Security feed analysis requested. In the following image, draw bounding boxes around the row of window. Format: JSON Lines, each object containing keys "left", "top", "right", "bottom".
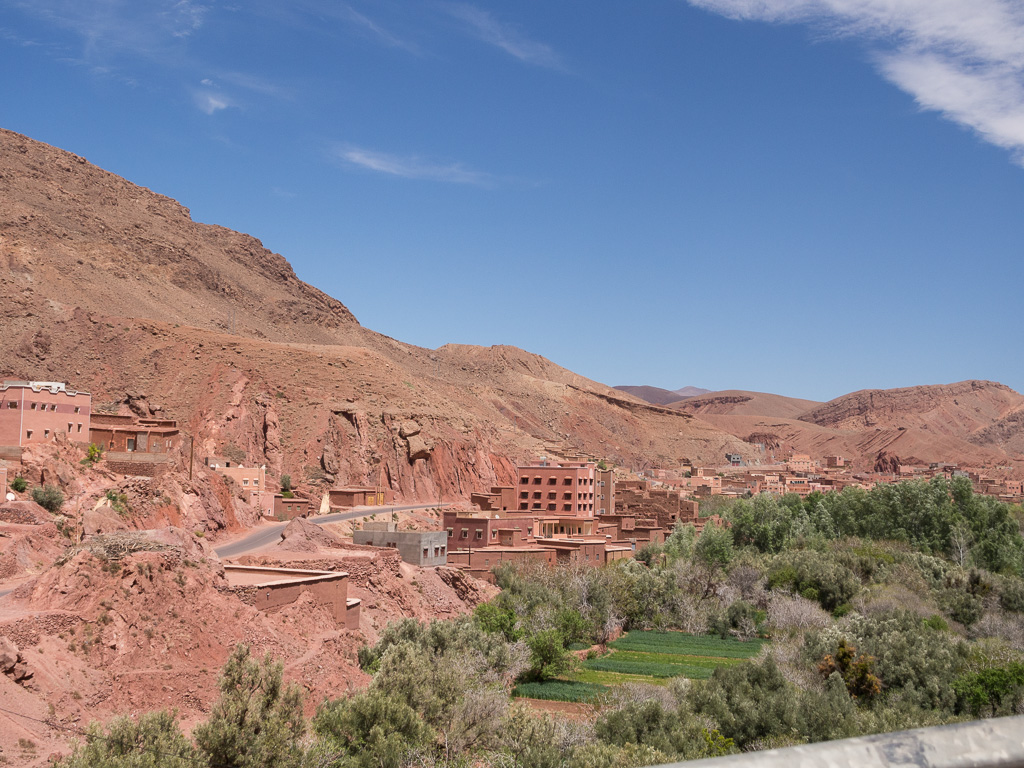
{"left": 519, "top": 503, "right": 594, "bottom": 512}
{"left": 519, "top": 476, "right": 595, "bottom": 486}
{"left": 25, "top": 423, "right": 85, "bottom": 439}
{"left": 6, "top": 402, "right": 83, "bottom": 413}
{"left": 518, "top": 491, "right": 596, "bottom": 501}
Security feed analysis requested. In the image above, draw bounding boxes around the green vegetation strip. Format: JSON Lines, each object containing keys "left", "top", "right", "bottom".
{"left": 609, "top": 631, "right": 766, "bottom": 659}
{"left": 582, "top": 658, "right": 715, "bottom": 679}
{"left": 512, "top": 680, "right": 610, "bottom": 703}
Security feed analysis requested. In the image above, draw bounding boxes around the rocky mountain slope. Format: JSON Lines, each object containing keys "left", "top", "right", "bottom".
{"left": 0, "top": 127, "right": 750, "bottom": 501}
{"left": 679, "top": 381, "right": 1024, "bottom": 472}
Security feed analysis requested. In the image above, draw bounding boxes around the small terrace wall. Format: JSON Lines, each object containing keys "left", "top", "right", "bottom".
{"left": 222, "top": 565, "right": 357, "bottom": 626}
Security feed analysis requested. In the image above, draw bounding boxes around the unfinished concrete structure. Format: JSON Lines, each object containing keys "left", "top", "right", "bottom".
{"left": 353, "top": 524, "right": 448, "bottom": 566}
{"left": 222, "top": 565, "right": 360, "bottom": 630}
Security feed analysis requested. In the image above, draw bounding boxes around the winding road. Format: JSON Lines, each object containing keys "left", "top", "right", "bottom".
{"left": 212, "top": 503, "right": 447, "bottom": 559}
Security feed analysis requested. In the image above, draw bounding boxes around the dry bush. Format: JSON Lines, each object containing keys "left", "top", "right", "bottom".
{"left": 851, "top": 582, "right": 936, "bottom": 621}
{"left": 971, "top": 611, "right": 1024, "bottom": 651}
{"left": 767, "top": 591, "right": 831, "bottom": 635}
{"left": 607, "top": 682, "right": 677, "bottom": 710}
{"left": 762, "top": 640, "right": 823, "bottom": 692}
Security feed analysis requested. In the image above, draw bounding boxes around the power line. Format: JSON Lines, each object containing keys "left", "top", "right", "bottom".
{"left": 0, "top": 703, "right": 233, "bottom": 768}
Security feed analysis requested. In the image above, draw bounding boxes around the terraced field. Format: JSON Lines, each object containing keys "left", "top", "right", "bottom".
{"left": 514, "top": 631, "right": 767, "bottom": 702}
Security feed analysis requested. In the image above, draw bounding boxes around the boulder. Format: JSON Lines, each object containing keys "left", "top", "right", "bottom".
{"left": 406, "top": 433, "right": 433, "bottom": 462}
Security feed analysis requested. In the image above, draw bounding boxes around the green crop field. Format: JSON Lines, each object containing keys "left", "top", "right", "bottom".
{"left": 521, "top": 631, "right": 768, "bottom": 703}
{"left": 607, "top": 631, "right": 767, "bottom": 659}
{"left": 512, "top": 680, "right": 610, "bottom": 703}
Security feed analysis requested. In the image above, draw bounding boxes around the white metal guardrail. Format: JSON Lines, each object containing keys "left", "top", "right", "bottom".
{"left": 656, "top": 716, "right": 1024, "bottom": 768}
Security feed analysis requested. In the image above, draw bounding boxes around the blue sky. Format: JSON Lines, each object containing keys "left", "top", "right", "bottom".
{"left": 2, "top": 0, "right": 1023, "bottom": 402}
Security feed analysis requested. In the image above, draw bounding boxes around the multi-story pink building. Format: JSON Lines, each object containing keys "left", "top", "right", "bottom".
{"left": 515, "top": 459, "right": 596, "bottom": 515}
{"left": 0, "top": 381, "right": 91, "bottom": 448}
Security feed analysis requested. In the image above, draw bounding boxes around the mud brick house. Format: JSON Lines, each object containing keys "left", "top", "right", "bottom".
{"left": 447, "top": 546, "right": 556, "bottom": 581}
{"left": 470, "top": 485, "right": 516, "bottom": 512}
{"left": 90, "top": 414, "right": 180, "bottom": 454}
{"left": 222, "top": 565, "right": 360, "bottom": 629}
{"left": 516, "top": 459, "right": 597, "bottom": 514}
{"left": 0, "top": 381, "right": 91, "bottom": 456}
{"left": 328, "top": 487, "right": 391, "bottom": 509}
{"left": 207, "top": 461, "right": 267, "bottom": 508}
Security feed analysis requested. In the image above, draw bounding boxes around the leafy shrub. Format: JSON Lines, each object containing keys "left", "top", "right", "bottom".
{"left": 56, "top": 710, "right": 200, "bottom": 767}
{"left": 952, "top": 662, "right": 1024, "bottom": 717}
{"left": 81, "top": 443, "right": 104, "bottom": 466}
{"left": 31, "top": 484, "right": 64, "bottom": 513}
{"left": 10, "top": 475, "right": 27, "bottom": 493}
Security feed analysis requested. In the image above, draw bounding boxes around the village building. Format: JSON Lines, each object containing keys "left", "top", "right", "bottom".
{"left": 516, "top": 458, "right": 597, "bottom": 515}
{"left": 328, "top": 487, "right": 391, "bottom": 509}
{"left": 353, "top": 522, "right": 448, "bottom": 566}
{"left": 221, "top": 565, "right": 360, "bottom": 630}
{"left": 90, "top": 414, "right": 179, "bottom": 454}
{"left": 0, "top": 381, "right": 91, "bottom": 454}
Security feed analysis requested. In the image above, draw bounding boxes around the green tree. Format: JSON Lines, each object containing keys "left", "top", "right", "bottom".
{"left": 192, "top": 645, "right": 305, "bottom": 768}
{"left": 309, "top": 690, "right": 431, "bottom": 768}
{"left": 58, "top": 710, "right": 204, "bottom": 768}
{"left": 31, "top": 483, "right": 64, "bottom": 513}
{"left": 524, "top": 629, "right": 577, "bottom": 681}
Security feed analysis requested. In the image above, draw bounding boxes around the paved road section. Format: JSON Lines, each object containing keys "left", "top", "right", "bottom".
{"left": 213, "top": 503, "right": 447, "bottom": 559}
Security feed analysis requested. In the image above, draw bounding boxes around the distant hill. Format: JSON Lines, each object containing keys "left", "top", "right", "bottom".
{"left": 671, "top": 390, "right": 822, "bottom": 419}
{"left": 674, "top": 386, "right": 711, "bottom": 399}
{"left": 615, "top": 385, "right": 710, "bottom": 405}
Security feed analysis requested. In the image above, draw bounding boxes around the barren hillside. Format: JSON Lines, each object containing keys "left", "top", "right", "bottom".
{"left": 671, "top": 390, "right": 822, "bottom": 419}
{"left": 684, "top": 381, "right": 1024, "bottom": 472}
{"left": 0, "top": 127, "right": 749, "bottom": 501}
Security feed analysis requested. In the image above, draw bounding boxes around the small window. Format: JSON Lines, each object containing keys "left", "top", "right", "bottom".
{"left": 44, "top": 429, "right": 50, "bottom": 437}
{"left": 6, "top": 402, "right": 15, "bottom": 409}
{"left": 547, "top": 477, "right": 556, "bottom": 484}
{"left": 253, "top": 479, "right": 259, "bottom": 486}
{"left": 461, "top": 529, "right": 468, "bottom": 538}
{"left": 77, "top": 423, "right": 83, "bottom": 432}
{"left": 520, "top": 476, "right": 529, "bottom": 484}
{"left": 491, "top": 530, "right": 497, "bottom": 538}
{"left": 68, "top": 423, "right": 73, "bottom": 432}
{"left": 532, "top": 477, "right": 541, "bottom": 484}
{"left": 475, "top": 530, "right": 483, "bottom": 539}
{"left": 243, "top": 479, "right": 249, "bottom": 486}
{"left": 446, "top": 527, "right": 453, "bottom": 537}
{"left": 31, "top": 403, "right": 37, "bottom": 410}
{"left": 74, "top": 406, "right": 81, "bottom": 414}
{"left": 26, "top": 430, "right": 32, "bottom": 439}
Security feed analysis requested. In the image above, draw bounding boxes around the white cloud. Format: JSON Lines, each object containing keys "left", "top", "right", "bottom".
{"left": 686, "top": 0, "right": 1024, "bottom": 165}
{"left": 194, "top": 88, "right": 233, "bottom": 115}
{"left": 443, "top": 3, "right": 560, "bottom": 68}
{"left": 335, "top": 144, "right": 493, "bottom": 185}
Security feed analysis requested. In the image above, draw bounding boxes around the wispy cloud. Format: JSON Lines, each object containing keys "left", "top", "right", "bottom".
{"left": 334, "top": 144, "right": 494, "bottom": 185}
{"left": 4, "top": 0, "right": 207, "bottom": 56}
{"left": 442, "top": 3, "right": 560, "bottom": 68}
{"left": 686, "top": 0, "right": 1024, "bottom": 165}
{"left": 338, "top": 3, "right": 418, "bottom": 52}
